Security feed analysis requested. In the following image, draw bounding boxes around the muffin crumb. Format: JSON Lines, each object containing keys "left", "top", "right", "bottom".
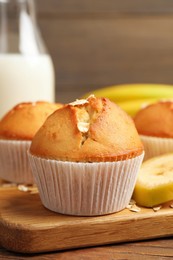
{"left": 18, "top": 184, "right": 29, "bottom": 192}
{"left": 153, "top": 206, "right": 162, "bottom": 212}
{"left": 126, "top": 204, "right": 141, "bottom": 213}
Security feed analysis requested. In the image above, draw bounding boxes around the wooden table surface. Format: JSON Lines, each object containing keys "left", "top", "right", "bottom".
{"left": 0, "top": 238, "right": 173, "bottom": 259}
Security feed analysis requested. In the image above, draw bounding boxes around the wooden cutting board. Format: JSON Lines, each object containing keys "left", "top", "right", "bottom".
{"left": 0, "top": 186, "right": 173, "bottom": 254}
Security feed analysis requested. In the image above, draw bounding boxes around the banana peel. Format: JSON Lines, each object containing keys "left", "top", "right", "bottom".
{"left": 82, "top": 84, "right": 173, "bottom": 102}
{"left": 133, "top": 154, "right": 173, "bottom": 207}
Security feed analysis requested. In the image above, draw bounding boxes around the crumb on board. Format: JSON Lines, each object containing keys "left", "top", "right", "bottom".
{"left": 17, "top": 184, "right": 38, "bottom": 194}
{"left": 152, "top": 206, "right": 162, "bottom": 212}
{"left": 126, "top": 200, "right": 141, "bottom": 213}
{"left": 18, "top": 185, "right": 29, "bottom": 192}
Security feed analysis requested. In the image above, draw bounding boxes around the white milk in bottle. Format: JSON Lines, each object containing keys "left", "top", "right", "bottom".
{"left": 0, "top": 0, "right": 55, "bottom": 118}
{"left": 0, "top": 54, "right": 55, "bottom": 118}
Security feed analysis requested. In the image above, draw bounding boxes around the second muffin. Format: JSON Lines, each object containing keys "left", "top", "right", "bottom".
{"left": 0, "top": 101, "right": 62, "bottom": 184}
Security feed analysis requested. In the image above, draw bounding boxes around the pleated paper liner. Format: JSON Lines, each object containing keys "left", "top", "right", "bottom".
{"left": 0, "top": 140, "right": 33, "bottom": 184}
{"left": 29, "top": 152, "right": 144, "bottom": 216}
{"left": 140, "top": 135, "right": 173, "bottom": 160}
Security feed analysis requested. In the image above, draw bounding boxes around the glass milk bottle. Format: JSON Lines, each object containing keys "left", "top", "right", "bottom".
{"left": 0, "top": 0, "right": 55, "bottom": 118}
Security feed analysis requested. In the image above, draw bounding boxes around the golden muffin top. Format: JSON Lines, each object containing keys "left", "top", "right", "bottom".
{"left": 0, "top": 101, "right": 63, "bottom": 140}
{"left": 30, "top": 96, "right": 143, "bottom": 162}
{"left": 134, "top": 101, "right": 173, "bottom": 138}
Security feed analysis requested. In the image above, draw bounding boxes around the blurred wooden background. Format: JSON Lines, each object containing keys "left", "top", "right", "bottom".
{"left": 36, "top": 0, "right": 173, "bottom": 103}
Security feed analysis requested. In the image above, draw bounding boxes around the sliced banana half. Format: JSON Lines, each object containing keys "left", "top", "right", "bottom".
{"left": 132, "top": 153, "right": 173, "bottom": 207}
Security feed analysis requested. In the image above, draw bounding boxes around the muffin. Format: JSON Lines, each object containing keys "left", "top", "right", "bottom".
{"left": 29, "top": 95, "right": 144, "bottom": 216}
{"left": 134, "top": 101, "right": 173, "bottom": 160}
{"left": 0, "top": 101, "right": 62, "bottom": 184}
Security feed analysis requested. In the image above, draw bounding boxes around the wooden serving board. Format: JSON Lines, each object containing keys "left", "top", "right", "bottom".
{"left": 0, "top": 186, "right": 173, "bottom": 254}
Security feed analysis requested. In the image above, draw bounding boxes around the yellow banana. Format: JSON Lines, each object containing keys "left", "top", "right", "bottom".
{"left": 116, "top": 98, "right": 171, "bottom": 117}
{"left": 133, "top": 154, "right": 173, "bottom": 208}
{"left": 82, "top": 84, "right": 173, "bottom": 103}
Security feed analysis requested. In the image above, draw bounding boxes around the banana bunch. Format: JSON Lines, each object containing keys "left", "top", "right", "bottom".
{"left": 82, "top": 84, "right": 173, "bottom": 116}
{"left": 132, "top": 154, "right": 173, "bottom": 207}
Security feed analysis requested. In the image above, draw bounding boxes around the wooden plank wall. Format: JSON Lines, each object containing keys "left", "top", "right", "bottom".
{"left": 36, "top": 0, "right": 173, "bottom": 103}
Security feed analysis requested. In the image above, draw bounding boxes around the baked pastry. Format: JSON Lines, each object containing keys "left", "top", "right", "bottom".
{"left": 0, "top": 101, "right": 62, "bottom": 184}
{"left": 29, "top": 95, "right": 144, "bottom": 216}
{"left": 134, "top": 101, "right": 173, "bottom": 160}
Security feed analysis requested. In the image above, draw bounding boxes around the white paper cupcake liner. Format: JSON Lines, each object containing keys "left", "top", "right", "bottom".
{"left": 0, "top": 140, "right": 33, "bottom": 184}
{"left": 29, "top": 152, "right": 144, "bottom": 216}
{"left": 140, "top": 135, "right": 173, "bottom": 161}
